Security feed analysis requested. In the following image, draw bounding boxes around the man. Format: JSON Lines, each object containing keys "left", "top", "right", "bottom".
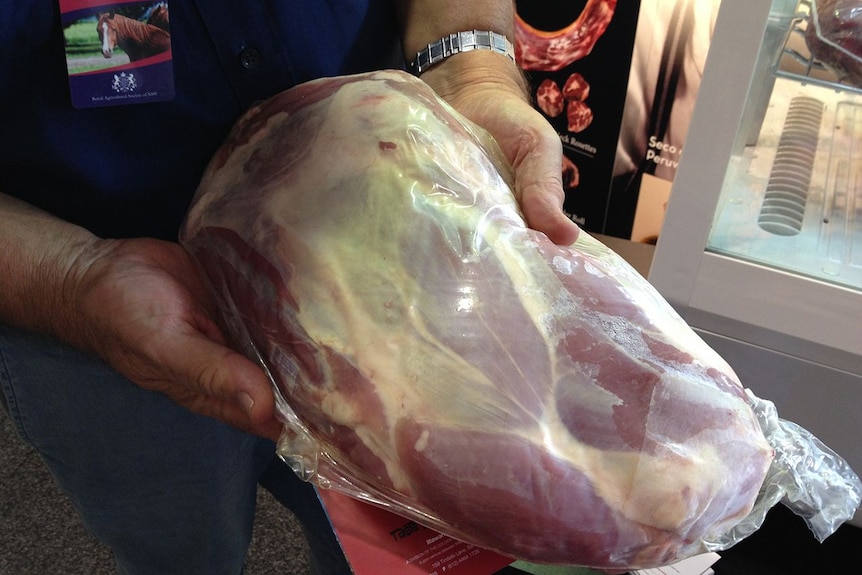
{"left": 0, "top": 1, "right": 578, "bottom": 573}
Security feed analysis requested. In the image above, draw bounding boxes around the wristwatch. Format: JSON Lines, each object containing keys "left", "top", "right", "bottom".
{"left": 409, "top": 30, "right": 516, "bottom": 76}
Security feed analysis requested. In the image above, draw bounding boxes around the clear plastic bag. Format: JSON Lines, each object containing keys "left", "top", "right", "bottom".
{"left": 705, "top": 390, "right": 862, "bottom": 549}
{"left": 180, "top": 70, "right": 861, "bottom": 570}
{"left": 805, "top": 0, "right": 862, "bottom": 86}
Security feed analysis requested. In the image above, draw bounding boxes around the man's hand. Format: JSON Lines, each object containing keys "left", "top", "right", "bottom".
{"left": 68, "top": 237, "right": 282, "bottom": 440}
{"left": 395, "top": 0, "right": 580, "bottom": 246}
{"left": 421, "top": 52, "right": 581, "bottom": 246}
{"left": 0, "top": 193, "right": 280, "bottom": 441}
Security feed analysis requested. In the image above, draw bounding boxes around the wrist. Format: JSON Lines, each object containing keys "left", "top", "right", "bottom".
{"left": 419, "top": 49, "right": 530, "bottom": 105}
{"left": 408, "top": 30, "right": 515, "bottom": 76}
{"left": 0, "top": 193, "right": 101, "bottom": 346}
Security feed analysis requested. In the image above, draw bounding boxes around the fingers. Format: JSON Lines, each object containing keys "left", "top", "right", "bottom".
{"left": 513, "top": 130, "right": 581, "bottom": 246}
{"left": 493, "top": 104, "right": 580, "bottom": 246}
{"left": 164, "top": 333, "right": 283, "bottom": 440}
{"left": 70, "top": 237, "right": 284, "bottom": 440}
{"left": 421, "top": 53, "right": 580, "bottom": 246}
{"left": 124, "top": 298, "right": 283, "bottom": 440}
{"left": 172, "top": 253, "right": 282, "bottom": 436}
{"left": 519, "top": 180, "right": 580, "bottom": 246}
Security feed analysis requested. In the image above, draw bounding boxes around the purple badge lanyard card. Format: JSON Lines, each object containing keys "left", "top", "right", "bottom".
{"left": 59, "top": 0, "right": 175, "bottom": 109}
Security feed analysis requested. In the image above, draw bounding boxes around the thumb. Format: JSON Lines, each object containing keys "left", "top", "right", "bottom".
{"left": 167, "top": 332, "right": 282, "bottom": 439}
{"left": 513, "top": 135, "right": 580, "bottom": 246}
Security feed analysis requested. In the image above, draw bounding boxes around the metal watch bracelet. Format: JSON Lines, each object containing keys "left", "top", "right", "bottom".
{"left": 408, "top": 30, "right": 516, "bottom": 76}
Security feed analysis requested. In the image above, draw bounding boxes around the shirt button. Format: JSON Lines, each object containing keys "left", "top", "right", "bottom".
{"left": 239, "top": 48, "right": 261, "bottom": 70}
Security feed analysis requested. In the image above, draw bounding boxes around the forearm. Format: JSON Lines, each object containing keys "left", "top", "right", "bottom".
{"left": 0, "top": 192, "right": 98, "bottom": 343}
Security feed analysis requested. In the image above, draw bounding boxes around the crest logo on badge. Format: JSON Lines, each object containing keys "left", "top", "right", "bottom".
{"left": 112, "top": 71, "right": 138, "bottom": 94}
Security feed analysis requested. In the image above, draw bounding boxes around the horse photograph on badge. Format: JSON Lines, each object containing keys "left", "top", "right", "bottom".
{"left": 62, "top": 2, "right": 172, "bottom": 74}
{"left": 146, "top": 2, "right": 170, "bottom": 32}
{"left": 97, "top": 11, "right": 170, "bottom": 62}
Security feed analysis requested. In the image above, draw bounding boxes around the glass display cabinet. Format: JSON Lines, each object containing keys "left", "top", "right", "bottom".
{"left": 649, "top": 0, "right": 861, "bottom": 525}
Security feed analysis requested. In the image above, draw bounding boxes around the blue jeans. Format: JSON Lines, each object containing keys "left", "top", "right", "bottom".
{"left": 0, "top": 324, "right": 350, "bottom": 575}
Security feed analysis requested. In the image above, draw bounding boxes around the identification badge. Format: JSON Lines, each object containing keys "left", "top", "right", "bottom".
{"left": 59, "top": 1, "right": 175, "bottom": 108}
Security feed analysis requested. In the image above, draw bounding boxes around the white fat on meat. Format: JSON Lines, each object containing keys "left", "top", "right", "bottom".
{"left": 181, "top": 70, "right": 774, "bottom": 570}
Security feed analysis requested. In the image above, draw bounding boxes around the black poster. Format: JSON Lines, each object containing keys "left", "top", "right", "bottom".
{"left": 515, "top": 0, "right": 641, "bottom": 234}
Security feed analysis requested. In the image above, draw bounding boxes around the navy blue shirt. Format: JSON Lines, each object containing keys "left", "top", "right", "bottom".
{"left": 0, "top": 1, "right": 403, "bottom": 240}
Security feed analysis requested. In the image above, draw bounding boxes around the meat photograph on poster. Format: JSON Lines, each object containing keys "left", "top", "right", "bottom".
{"left": 515, "top": 0, "right": 640, "bottom": 234}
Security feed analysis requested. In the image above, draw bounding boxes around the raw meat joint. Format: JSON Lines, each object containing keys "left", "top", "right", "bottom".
{"left": 805, "top": 0, "right": 862, "bottom": 86}
{"left": 567, "top": 99, "right": 594, "bottom": 133}
{"left": 515, "top": 0, "right": 616, "bottom": 72}
{"left": 562, "top": 72, "right": 591, "bottom": 102}
{"left": 181, "top": 70, "right": 862, "bottom": 570}
{"left": 536, "top": 78, "right": 565, "bottom": 117}
{"left": 536, "top": 74, "right": 594, "bottom": 133}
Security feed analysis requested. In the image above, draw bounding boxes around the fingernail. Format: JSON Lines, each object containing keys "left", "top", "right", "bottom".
{"left": 239, "top": 391, "right": 255, "bottom": 416}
